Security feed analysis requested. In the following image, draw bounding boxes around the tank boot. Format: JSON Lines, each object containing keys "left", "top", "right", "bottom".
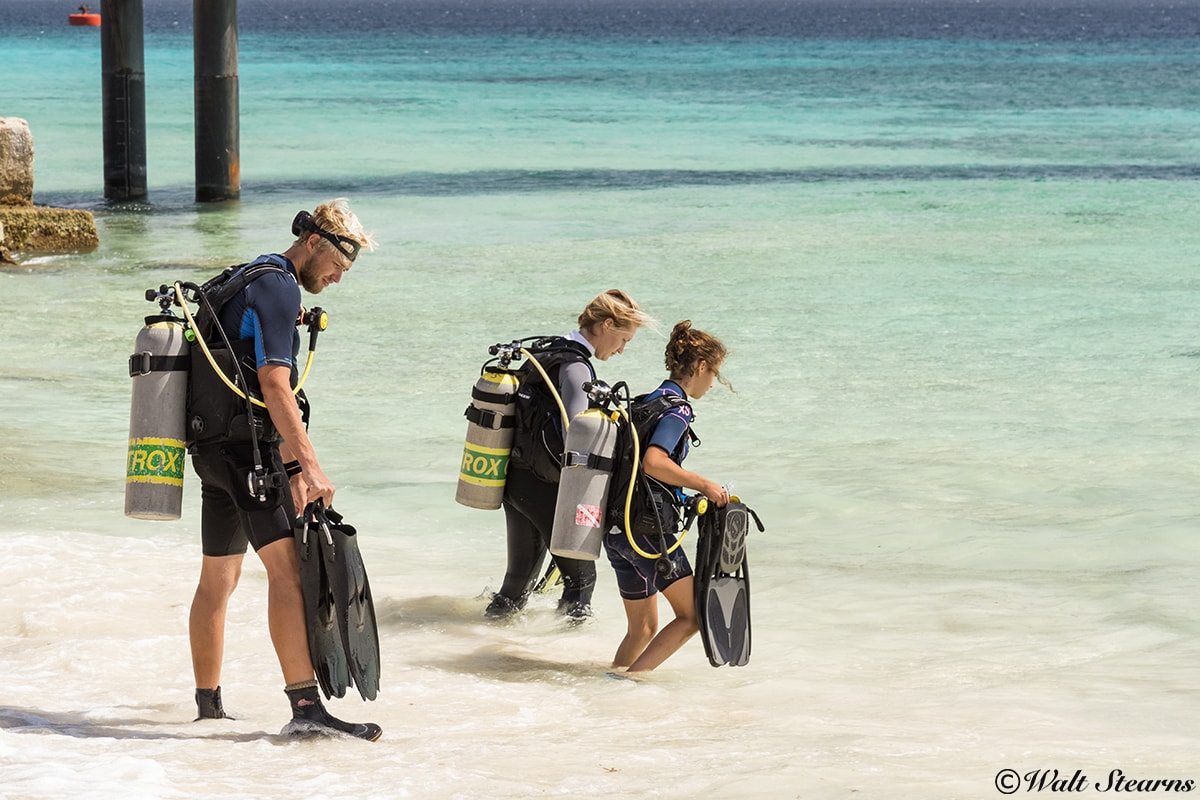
{"left": 283, "top": 681, "right": 382, "bottom": 741}
{"left": 194, "top": 686, "right": 231, "bottom": 721}
{"left": 484, "top": 592, "right": 525, "bottom": 620}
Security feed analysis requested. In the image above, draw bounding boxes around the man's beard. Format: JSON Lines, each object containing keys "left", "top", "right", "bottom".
{"left": 297, "top": 265, "right": 322, "bottom": 293}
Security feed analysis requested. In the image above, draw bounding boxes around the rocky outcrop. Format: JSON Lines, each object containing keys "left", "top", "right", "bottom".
{"left": 0, "top": 116, "right": 99, "bottom": 260}
{"left": 0, "top": 218, "right": 12, "bottom": 264}
{"left": 0, "top": 117, "right": 34, "bottom": 202}
{"left": 0, "top": 202, "right": 100, "bottom": 254}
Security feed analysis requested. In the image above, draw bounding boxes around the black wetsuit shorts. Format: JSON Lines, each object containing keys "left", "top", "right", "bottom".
{"left": 191, "top": 443, "right": 294, "bottom": 557}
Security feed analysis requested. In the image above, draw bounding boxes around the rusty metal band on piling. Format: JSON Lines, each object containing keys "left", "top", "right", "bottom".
{"left": 194, "top": 0, "right": 240, "bottom": 201}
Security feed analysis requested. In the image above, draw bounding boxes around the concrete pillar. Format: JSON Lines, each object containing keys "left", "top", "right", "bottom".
{"left": 100, "top": 0, "right": 148, "bottom": 202}
{"left": 194, "top": 0, "right": 240, "bottom": 202}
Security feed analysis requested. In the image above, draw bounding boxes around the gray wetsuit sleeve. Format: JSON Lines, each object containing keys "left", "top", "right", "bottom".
{"left": 558, "top": 361, "right": 593, "bottom": 419}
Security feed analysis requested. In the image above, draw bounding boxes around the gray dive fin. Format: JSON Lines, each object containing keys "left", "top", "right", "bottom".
{"left": 694, "top": 501, "right": 762, "bottom": 668}
{"left": 704, "top": 576, "right": 751, "bottom": 666}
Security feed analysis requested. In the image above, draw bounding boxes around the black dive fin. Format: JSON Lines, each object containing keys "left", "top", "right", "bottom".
{"left": 320, "top": 506, "right": 381, "bottom": 702}
{"left": 295, "top": 505, "right": 350, "bottom": 699}
{"left": 695, "top": 500, "right": 763, "bottom": 668}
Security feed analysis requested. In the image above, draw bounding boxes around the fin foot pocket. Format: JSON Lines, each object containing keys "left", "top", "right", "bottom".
{"left": 718, "top": 506, "right": 748, "bottom": 574}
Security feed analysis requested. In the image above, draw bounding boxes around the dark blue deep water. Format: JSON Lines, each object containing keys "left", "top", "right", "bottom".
{"left": 3, "top": 0, "right": 1200, "bottom": 40}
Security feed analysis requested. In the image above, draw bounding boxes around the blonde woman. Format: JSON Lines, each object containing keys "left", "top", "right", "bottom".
{"left": 486, "top": 290, "right": 652, "bottom": 621}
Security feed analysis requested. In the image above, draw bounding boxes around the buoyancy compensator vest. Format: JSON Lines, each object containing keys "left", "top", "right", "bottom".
{"left": 510, "top": 337, "right": 594, "bottom": 483}
{"left": 125, "top": 256, "right": 328, "bottom": 518}
{"left": 605, "top": 388, "right": 702, "bottom": 540}
{"left": 185, "top": 257, "right": 293, "bottom": 448}
{"left": 546, "top": 378, "right": 701, "bottom": 563}
{"left": 456, "top": 337, "right": 595, "bottom": 509}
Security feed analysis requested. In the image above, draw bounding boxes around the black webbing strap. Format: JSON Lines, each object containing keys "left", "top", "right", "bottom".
{"left": 562, "top": 450, "right": 614, "bottom": 471}
{"left": 472, "top": 385, "right": 516, "bottom": 405}
{"left": 129, "top": 352, "right": 189, "bottom": 377}
{"left": 465, "top": 405, "right": 516, "bottom": 430}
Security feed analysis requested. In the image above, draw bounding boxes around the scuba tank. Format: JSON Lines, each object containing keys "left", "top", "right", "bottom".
{"left": 456, "top": 365, "right": 519, "bottom": 510}
{"left": 124, "top": 259, "right": 329, "bottom": 519}
{"left": 549, "top": 382, "right": 621, "bottom": 561}
{"left": 125, "top": 288, "right": 191, "bottom": 520}
{"left": 455, "top": 338, "right": 577, "bottom": 510}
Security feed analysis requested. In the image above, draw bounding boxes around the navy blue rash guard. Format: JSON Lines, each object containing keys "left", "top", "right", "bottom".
{"left": 644, "top": 380, "right": 694, "bottom": 466}
{"left": 215, "top": 254, "right": 302, "bottom": 370}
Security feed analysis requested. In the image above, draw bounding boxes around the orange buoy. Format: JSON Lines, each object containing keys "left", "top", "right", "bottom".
{"left": 68, "top": 4, "right": 100, "bottom": 25}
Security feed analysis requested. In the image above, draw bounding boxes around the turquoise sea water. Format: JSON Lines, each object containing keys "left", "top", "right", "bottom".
{"left": 1, "top": 1, "right": 1198, "bottom": 797}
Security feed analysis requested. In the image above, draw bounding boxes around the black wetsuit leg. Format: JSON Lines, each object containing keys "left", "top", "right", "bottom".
{"left": 555, "top": 554, "right": 596, "bottom": 607}
{"left": 500, "top": 467, "right": 595, "bottom": 607}
{"left": 498, "top": 467, "right": 552, "bottom": 603}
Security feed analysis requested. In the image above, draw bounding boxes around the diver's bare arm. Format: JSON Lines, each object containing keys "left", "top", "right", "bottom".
{"left": 259, "top": 364, "right": 334, "bottom": 506}
{"left": 642, "top": 446, "right": 727, "bottom": 506}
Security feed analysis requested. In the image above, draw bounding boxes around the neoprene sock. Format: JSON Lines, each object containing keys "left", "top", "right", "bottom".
{"left": 284, "top": 681, "right": 382, "bottom": 741}
{"left": 195, "top": 686, "right": 228, "bottom": 720}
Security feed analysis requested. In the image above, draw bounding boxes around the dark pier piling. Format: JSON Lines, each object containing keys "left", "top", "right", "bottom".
{"left": 194, "top": 0, "right": 240, "bottom": 202}
{"left": 100, "top": 0, "right": 147, "bottom": 202}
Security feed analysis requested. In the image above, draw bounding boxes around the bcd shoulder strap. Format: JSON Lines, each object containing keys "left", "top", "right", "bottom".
{"left": 193, "top": 256, "right": 292, "bottom": 343}
{"left": 631, "top": 392, "right": 700, "bottom": 449}
{"left": 519, "top": 337, "right": 594, "bottom": 385}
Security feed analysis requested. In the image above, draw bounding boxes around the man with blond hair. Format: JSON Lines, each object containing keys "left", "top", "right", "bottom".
{"left": 186, "top": 199, "right": 382, "bottom": 740}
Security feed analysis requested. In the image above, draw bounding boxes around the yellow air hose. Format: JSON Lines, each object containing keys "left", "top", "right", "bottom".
{"left": 173, "top": 281, "right": 319, "bottom": 408}
{"left": 620, "top": 403, "right": 702, "bottom": 560}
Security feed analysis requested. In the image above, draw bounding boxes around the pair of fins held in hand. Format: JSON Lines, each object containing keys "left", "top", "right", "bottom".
{"left": 694, "top": 499, "right": 765, "bottom": 668}
{"left": 295, "top": 500, "right": 380, "bottom": 701}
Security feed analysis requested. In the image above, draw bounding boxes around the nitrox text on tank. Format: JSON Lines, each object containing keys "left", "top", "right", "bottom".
{"left": 126, "top": 286, "right": 190, "bottom": 520}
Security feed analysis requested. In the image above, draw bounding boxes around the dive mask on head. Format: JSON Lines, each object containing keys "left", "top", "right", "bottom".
{"left": 291, "top": 210, "right": 361, "bottom": 263}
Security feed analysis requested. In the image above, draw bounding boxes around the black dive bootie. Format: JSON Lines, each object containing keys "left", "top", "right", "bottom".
{"left": 484, "top": 591, "right": 526, "bottom": 619}
{"left": 556, "top": 572, "right": 595, "bottom": 622}
{"left": 195, "top": 686, "right": 231, "bottom": 721}
{"left": 284, "top": 681, "right": 382, "bottom": 742}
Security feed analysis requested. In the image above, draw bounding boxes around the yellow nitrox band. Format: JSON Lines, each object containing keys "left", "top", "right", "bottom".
{"left": 459, "top": 443, "right": 509, "bottom": 487}
{"left": 127, "top": 437, "right": 186, "bottom": 487}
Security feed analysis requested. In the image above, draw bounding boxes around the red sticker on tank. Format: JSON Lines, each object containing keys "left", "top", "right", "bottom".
{"left": 575, "top": 504, "right": 602, "bottom": 528}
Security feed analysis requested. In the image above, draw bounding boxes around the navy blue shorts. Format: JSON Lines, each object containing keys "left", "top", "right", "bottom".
{"left": 603, "top": 528, "right": 693, "bottom": 600}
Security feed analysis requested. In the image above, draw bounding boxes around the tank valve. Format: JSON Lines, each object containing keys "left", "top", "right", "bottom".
{"left": 144, "top": 284, "right": 177, "bottom": 314}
